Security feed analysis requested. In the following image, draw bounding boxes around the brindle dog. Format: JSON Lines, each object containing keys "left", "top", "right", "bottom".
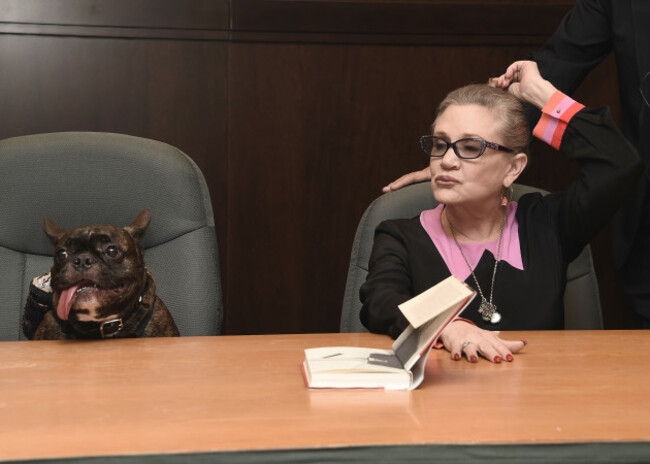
{"left": 33, "top": 209, "right": 179, "bottom": 339}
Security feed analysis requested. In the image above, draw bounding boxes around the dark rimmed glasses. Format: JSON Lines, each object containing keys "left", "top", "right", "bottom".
{"left": 420, "top": 135, "right": 515, "bottom": 160}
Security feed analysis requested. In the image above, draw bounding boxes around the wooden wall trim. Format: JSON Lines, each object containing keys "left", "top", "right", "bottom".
{"left": 227, "top": 31, "right": 555, "bottom": 46}
{"left": 0, "top": 23, "right": 230, "bottom": 41}
{"left": 0, "top": 0, "right": 229, "bottom": 30}
{"left": 1, "top": 0, "right": 573, "bottom": 44}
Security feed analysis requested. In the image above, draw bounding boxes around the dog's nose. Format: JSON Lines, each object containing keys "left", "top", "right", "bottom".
{"left": 73, "top": 254, "right": 95, "bottom": 269}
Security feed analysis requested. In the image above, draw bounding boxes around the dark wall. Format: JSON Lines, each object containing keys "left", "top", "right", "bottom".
{"left": 0, "top": 0, "right": 633, "bottom": 333}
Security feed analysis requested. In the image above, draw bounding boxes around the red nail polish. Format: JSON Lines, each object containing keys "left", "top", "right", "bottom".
{"left": 494, "top": 356, "right": 502, "bottom": 363}
{"left": 453, "top": 353, "right": 461, "bottom": 361}
{"left": 506, "top": 354, "right": 514, "bottom": 362}
{"left": 522, "top": 340, "right": 528, "bottom": 346}
{"left": 470, "top": 355, "right": 478, "bottom": 362}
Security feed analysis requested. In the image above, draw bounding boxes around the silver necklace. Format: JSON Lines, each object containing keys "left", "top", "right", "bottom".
{"left": 447, "top": 210, "right": 507, "bottom": 324}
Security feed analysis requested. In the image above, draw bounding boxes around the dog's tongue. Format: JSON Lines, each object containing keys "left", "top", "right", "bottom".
{"left": 57, "top": 283, "right": 84, "bottom": 320}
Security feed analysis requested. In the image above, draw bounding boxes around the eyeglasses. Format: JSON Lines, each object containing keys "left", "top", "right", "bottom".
{"left": 420, "top": 135, "right": 515, "bottom": 160}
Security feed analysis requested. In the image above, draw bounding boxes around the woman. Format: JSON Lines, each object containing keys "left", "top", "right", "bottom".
{"left": 360, "top": 61, "right": 642, "bottom": 363}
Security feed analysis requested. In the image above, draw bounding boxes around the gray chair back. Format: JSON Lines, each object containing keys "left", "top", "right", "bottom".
{"left": 340, "top": 182, "right": 603, "bottom": 332}
{"left": 0, "top": 132, "right": 222, "bottom": 340}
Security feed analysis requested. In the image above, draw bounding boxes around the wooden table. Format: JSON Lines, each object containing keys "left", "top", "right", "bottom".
{"left": 1, "top": 331, "right": 650, "bottom": 463}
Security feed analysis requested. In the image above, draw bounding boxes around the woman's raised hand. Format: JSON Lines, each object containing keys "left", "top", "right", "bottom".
{"left": 439, "top": 320, "right": 527, "bottom": 363}
{"left": 489, "top": 60, "right": 557, "bottom": 109}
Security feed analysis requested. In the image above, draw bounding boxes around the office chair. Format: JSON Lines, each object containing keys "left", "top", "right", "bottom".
{"left": 0, "top": 132, "right": 222, "bottom": 340}
{"left": 340, "top": 182, "right": 603, "bottom": 332}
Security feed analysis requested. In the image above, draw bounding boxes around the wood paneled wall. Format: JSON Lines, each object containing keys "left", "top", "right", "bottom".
{"left": 0, "top": 0, "right": 634, "bottom": 333}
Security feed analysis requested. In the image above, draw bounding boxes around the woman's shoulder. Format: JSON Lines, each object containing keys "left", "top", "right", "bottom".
{"left": 516, "top": 189, "right": 570, "bottom": 211}
{"left": 374, "top": 214, "right": 433, "bottom": 244}
{"left": 516, "top": 190, "right": 546, "bottom": 208}
{"left": 514, "top": 190, "right": 568, "bottom": 239}
{"left": 376, "top": 214, "right": 423, "bottom": 231}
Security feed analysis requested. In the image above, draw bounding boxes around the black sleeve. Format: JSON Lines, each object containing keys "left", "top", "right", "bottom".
{"left": 553, "top": 106, "right": 643, "bottom": 261}
{"left": 526, "top": 0, "right": 613, "bottom": 128}
{"left": 359, "top": 220, "right": 413, "bottom": 339}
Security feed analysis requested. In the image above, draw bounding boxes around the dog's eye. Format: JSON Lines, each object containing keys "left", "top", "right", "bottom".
{"left": 105, "top": 246, "right": 119, "bottom": 258}
{"left": 56, "top": 249, "right": 68, "bottom": 261}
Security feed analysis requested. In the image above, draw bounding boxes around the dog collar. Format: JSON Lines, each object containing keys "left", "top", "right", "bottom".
{"left": 98, "top": 296, "right": 138, "bottom": 339}
{"left": 100, "top": 318, "right": 124, "bottom": 339}
{"left": 65, "top": 294, "right": 153, "bottom": 339}
{"left": 99, "top": 295, "right": 153, "bottom": 339}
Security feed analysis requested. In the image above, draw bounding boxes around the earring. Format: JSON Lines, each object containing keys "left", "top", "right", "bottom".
{"left": 501, "top": 186, "right": 514, "bottom": 207}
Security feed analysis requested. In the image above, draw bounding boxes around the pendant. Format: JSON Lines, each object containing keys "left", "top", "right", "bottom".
{"left": 478, "top": 298, "right": 501, "bottom": 324}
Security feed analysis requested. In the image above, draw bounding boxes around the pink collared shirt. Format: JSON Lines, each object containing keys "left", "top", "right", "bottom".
{"left": 420, "top": 203, "right": 523, "bottom": 280}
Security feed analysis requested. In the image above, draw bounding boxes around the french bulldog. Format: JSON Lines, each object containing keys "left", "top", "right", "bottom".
{"left": 33, "top": 209, "right": 180, "bottom": 339}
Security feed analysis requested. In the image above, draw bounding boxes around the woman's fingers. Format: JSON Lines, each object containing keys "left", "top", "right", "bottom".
{"left": 504, "top": 60, "right": 534, "bottom": 83}
{"left": 382, "top": 167, "right": 431, "bottom": 192}
{"left": 503, "top": 339, "right": 528, "bottom": 353}
{"left": 461, "top": 341, "right": 479, "bottom": 363}
{"left": 490, "top": 61, "right": 540, "bottom": 96}
{"left": 442, "top": 321, "right": 527, "bottom": 363}
{"left": 446, "top": 337, "right": 503, "bottom": 363}
{"left": 480, "top": 339, "right": 526, "bottom": 363}
{"left": 488, "top": 61, "right": 524, "bottom": 88}
{"left": 488, "top": 75, "right": 511, "bottom": 89}
{"left": 477, "top": 337, "right": 527, "bottom": 362}
{"left": 448, "top": 339, "right": 463, "bottom": 361}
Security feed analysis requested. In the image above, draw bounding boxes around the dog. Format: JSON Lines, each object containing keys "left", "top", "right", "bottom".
{"left": 32, "top": 209, "right": 179, "bottom": 339}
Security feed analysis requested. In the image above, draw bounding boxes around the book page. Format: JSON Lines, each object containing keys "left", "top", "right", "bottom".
{"left": 304, "top": 347, "right": 403, "bottom": 373}
{"left": 398, "top": 275, "right": 475, "bottom": 329}
{"left": 393, "top": 277, "right": 475, "bottom": 370}
{"left": 392, "top": 305, "right": 461, "bottom": 370}
{"left": 407, "top": 343, "right": 434, "bottom": 390}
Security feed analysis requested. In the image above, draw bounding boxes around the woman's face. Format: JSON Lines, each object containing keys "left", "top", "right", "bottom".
{"left": 429, "top": 104, "right": 523, "bottom": 209}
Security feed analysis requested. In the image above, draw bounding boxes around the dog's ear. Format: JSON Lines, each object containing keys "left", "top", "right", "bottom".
{"left": 43, "top": 218, "right": 67, "bottom": 246}
{"left": 125, "top": 209, "right": 152, "bottom": 245}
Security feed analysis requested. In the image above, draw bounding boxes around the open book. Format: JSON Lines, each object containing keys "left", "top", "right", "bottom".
{"left": 302, "top": 276, "right": 476, "bottom": 390}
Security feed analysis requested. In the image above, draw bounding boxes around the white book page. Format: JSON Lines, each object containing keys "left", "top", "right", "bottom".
{"left": 304, "top": 347, "right": 403, "bottom": 373}
{"left": 393, "top": 277, "right": 476, "bottom": 370}
{"left": 398, "top": 275, "right": 474, "bottom": 329}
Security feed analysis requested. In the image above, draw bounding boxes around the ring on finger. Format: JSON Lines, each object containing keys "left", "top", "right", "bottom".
{"left": 461, "top": 341, "right": 471, "bottom": 350}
